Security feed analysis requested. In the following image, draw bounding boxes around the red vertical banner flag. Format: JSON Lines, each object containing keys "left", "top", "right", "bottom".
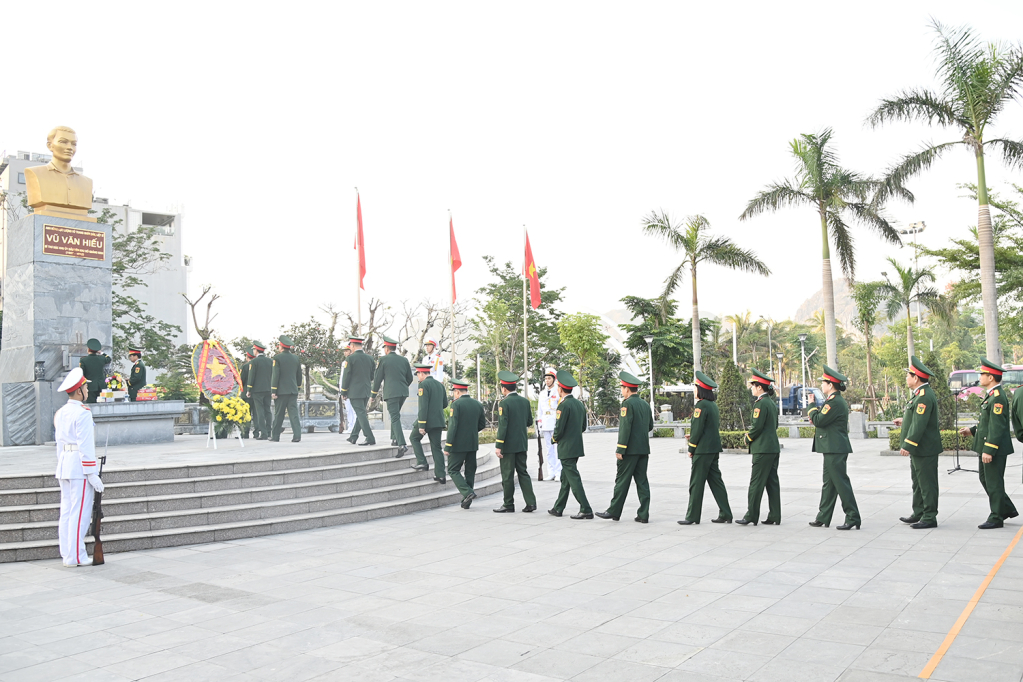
{"left": 355, "top": 194, "right": 367, "bottom": 290}
{"left": 525, "top": 231, "right": 541, "bottom": 309}
{"left": 449, "top": 216, "right": 462, "bottom": 301}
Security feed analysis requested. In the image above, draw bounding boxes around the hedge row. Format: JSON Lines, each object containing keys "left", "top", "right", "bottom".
{"left": 887, "top": 428, "right": 973, "bottom": 452}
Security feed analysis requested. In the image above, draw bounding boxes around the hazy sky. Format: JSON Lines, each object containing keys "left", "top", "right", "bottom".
{"left": 5, "top": 1, "right": 1022, "bottom": 345}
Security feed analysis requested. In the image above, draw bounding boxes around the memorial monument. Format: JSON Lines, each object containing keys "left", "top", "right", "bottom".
{"left": 0, "top": 126, "right": 111, "bottom": 445}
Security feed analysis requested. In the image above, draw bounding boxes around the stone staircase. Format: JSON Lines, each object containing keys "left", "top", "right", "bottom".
{"left": 0, "top": 445, "right": 502, "bottom": 562}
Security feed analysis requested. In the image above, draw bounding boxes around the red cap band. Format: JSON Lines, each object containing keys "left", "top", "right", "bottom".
{"left": 620, "top": 380, "right": 639, "bottom": 388}
{"left": 695, "top": 378, "right": 713, "bottom": 390}
{"left": 65, "top": 376, "right": 88, "bottom": 394}
{"left": 910, "top": 367, "right": 929, "bottom": 379}
{"left": 822, "top": 373, "right": 841, "bottom": 383}
{"left": 750, "top": 375, "right": 772, "bottom": 385}
{"left": 558, "top": 382, "right": 573, "bottom": 391}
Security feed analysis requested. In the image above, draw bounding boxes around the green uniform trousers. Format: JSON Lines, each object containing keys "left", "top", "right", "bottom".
{"left": 128, "top": 388, "right": 139, "bottom": 402}
{"left": 744, "top": 453, "right": 781, "bottom": 524}
{"left": 385, "top": 397, "right": 406, "bottom": 446}
{"left": 606, "top": 455, "right": 651, "bottom": 521}
{"left": 499, "top": 451, "right": 537, "bottom": 508}
{"left": 686, "top": 454, "right": 732, "bottom": 523}
{"left": 816, "top": 453, "right": 860, "bottom": 525}
{"left": 979, "top": 454, "right": 1017, "bottom": 523}
{"left": 447, "top": 451, "right": 477, "bottom": 498}
{"left": 411, "top": 427, "right": 445, "bottom": 473}
{"left": 553, "top": 458, "right": 591, "bottom": 514}
{"left": 251, "top": 392, "right": 271, "bottom": 439}
{"left": 272, "top": 394, "right": 301, "bottom": 441}
{"left": 241, "top": 397, "right": 255, "bottom": 438}
{"left": 349, "top": 398, "right": 375, "bottom": 444}
{"left": 910, "top": 455, "right": 939, "bottom": 524}
{"left": 86, "top": 388, "right": 100, "bottom": 404}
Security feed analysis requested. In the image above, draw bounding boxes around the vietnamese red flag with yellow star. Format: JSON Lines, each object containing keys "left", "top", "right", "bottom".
{"left": 354, "top": 194, "right": 366, "bottom": 290}
{"left": 525, "top": 231, "right": 541, "bottom": 309}
{"left": 449, "top": 216, "right": 462, "bottom": 301}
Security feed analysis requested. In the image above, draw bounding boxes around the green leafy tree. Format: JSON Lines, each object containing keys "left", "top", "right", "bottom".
{"left": 923, "top": 351, "right": 956, "bottom": 431}
{"left": 868, "top": 20, "right": 1023, "bottom": 364}
{"left": 641, "top": 213, "right": 770, "bottom": 372}
{"left": 741, "top": 129, "right": 901, "bottom": 369}
{"left": 280, "top": 315, "right": 345, "bottom": 399}
{"left": 592, "top": 350, "right": 623, "bottom": 422}
{"left": 618, "top": 296, "right": 694, "bottom": 387}
{"left": 877, "top": 258, "right": 945, "bottom": 365}
{"left": 851, "top": 281, "right": 885, "bottom": 418}
{"left": 557, "top": 313, "right": 609, "bottom": 417}
{"left": 98, "top": 208, "right": 182, "bottom": 367}
{"left": 717, "top": 360, "right": 752, "bottom": 432}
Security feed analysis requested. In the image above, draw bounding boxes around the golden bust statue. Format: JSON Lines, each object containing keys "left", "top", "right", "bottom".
{"left": 24, "top": 126, "right": 96, "bottom": 222}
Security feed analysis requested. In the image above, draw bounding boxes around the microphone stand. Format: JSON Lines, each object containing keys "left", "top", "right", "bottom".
{"left": 948, "top": 386, "right": 976, "bottom": 475}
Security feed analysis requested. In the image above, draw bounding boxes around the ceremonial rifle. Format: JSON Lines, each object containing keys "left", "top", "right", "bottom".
{"left": 536, "top": 424, "right": 544, "bottom": 481}
{"left": 91, "top": 455, "right": 106, "bottom": 566}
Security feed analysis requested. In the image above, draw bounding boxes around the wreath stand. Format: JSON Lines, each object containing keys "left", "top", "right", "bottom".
{"left": 206, "top": 421, "right": 245, "bottom": 449}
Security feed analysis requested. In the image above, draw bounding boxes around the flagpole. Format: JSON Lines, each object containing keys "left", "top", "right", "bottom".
{"left": 449, "top": 210, "right": 456, "bottom": 382}
{"left": 523, "top": 226, "right": 528, "bottom": 400}
{"left": 355, "top": 188, "right": 361, "bottom": 334}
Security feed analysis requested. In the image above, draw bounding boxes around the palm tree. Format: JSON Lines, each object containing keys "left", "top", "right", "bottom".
{"left": 851, "top": 281, "right": 885, "bottom": 419}
{"left": 877, "top": 258, "right": 942, "bottom": 365}
{"left": 867, "top": 20, "right": 1023, "bottom": 364}
{"left": 741, "top": 129, "right": 901, "bottom": 368}
{"left": 642, "top": 213, "right": 770, "bottom": 373}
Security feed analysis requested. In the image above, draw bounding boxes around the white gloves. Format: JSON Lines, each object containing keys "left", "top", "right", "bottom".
{"left": 87, "top": 474, "right": 104, "bottom": 493}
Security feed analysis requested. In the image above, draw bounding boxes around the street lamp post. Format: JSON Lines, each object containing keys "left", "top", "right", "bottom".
{"left": 760, "top": 316, "right": 774, "bottom": 377}
{"left": 643, "top": 335, "right": 655, "bottom": 418}
{"left": 899, "top": 221, "right": 927, "bottom": 326}
{"left": 776, "top": 351, "right": 784, "bottom": 412}
{"left": 798, "top": 333, "right": 808, "bottom": 409}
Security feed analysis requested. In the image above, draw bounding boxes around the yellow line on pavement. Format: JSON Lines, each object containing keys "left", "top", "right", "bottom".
{"left": 919, "top": 524, "right": 1023, "bottom": 678}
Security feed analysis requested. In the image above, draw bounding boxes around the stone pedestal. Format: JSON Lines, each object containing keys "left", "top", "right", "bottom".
{"left": 0, "top": 214, "right": 112, "bottom": 446}
{"left": 91, "top": 401, "right": 185, "bottom": 446}
{"left": 848, "top": 411, "right": 869, "bottom": 439}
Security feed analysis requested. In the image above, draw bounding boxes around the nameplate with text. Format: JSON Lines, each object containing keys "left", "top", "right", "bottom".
{"left": 42, "top": 224, "right": 106, "bottom": 261}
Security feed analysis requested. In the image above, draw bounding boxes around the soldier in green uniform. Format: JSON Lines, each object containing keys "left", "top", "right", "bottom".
{"left": 444, "top": 378, "right": 487, "bottom": 508}
{"left": 736, "top": 369, "right": 781, "bottom": 526}
{"left": 549, "top": 370, "right": 593, "bottom": 519}
{"left": 341, "top": 337, "right": 377, "bottom": 446}
{"left": 246, "top": 342, "right": 272, "bottom": 440}
{"left": 411, "top": 363, "right": 448, "bottom": 480}
{"left": 239, "top": 350, "right": 255, "bottom": 438}
{"left": 894, "top": 356, "right": 942, "bottom": 529}
{"left": 493, "top": 371, "right": 538, "bottom": 513}
{"left": 960, "top": 358, "right": 1018, "bottom": 529}
{"left": 678, "top": 371, "right": 732, "bottom": 525}
{"left": 79, "top": 338, "right": 111, "bottom": 403}
{"left": 597, "top": 372, "right": 653, "bottom": 523}
{"left": 1011, "top": 374, "right": 1023, "bottom": 481}
{"left": 808, "top": 366, "right": 861, "bottom": 530}
{"left": 126, "top": 346, "right": 147, "bottom": 401}
{"left": 270, "top": 335, "right": 303, "bottom": 442}
{"left": 372, "top": 335, "right": 414, "bottom": 456}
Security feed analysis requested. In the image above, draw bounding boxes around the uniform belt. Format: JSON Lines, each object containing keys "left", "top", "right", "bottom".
{"left": 62, "top": 444, "right": 79, "bottom": 452}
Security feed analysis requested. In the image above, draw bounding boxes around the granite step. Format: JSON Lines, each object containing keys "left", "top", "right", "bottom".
{"left": 0, "top": 460, "right": 504, "bottom": 563}
{"left": 0, "top": 454, "right": 495, "bottom": 542}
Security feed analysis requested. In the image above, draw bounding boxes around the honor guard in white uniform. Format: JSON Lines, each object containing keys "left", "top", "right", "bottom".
{"left": 54, "top": 368, "right": 104, "bottom": 567}
{"left": 537, "top": 367, "right": 562, "bottom": 481}
{"left": 424, "top": 337, "right": 445, "bottom": 383}
{"left": 339, "top": 348, "right": 357, "bottom": 433}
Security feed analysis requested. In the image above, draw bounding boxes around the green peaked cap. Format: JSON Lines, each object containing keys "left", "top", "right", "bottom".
{"left": 451, "top": 377, "right": 470, "bottom": 389}
{"left": 908, "top": 355, "right": 933, "bottom": 379}
{"left": 252, "top": 340, "right": 265, "bottom": 350}
{"left": 414, "top": 363, "right": 432, "bottom": 372}
{"left": 86, "top": 338, "right": 102, "bottom": 352}
{"left": 821, "top": 364, "right": 848, "bottom": 384}
{"left": 750, "top": 368, "right": 774, "bottom": 384}
{"left": 278, "top": 335, "right": 295, "bottom": 347}
{"left": 694, "top": 370, "right": 718, "bottom": 390}
{"left": 382, "top": 335, "right": 398, "bottom": 346}
{"left": 619, "top": 371, "right": 643, "bottom": 386}
{"left": 498, "top": 370, "right": 520, "bottom": 385}
{"left": 980, "top": 357, "right": 1005, "bottom": 374}
{"left": 555, "top": 370, "right": 578, "bottom": 388}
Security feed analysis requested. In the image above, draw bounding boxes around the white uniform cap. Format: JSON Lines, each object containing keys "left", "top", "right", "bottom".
{"left": 59, "top": 367, "right": 88, "bottom": 393}
{"left": 425, "top": 337, "right": 438, "bottom": 347}
{"left": 544, "top": 367, "right": 557, "bottom": 377}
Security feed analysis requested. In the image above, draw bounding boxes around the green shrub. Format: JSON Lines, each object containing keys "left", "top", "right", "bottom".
{"left": 799, "top": 427, "right": 815, "bottom": 438}
{"left": 478, "top": 428, "right": 536, "bottom": 445}
{"left": 652, "top": 428, "right": 675, "bottom": 438}
{"left": 777, "top": 427, "right": 789, "bottom": 438}
{"left": 867, "top": 429, "right": 877, "bottom": 439}
{"left": 718, "top": 431, "right": 750, "bottom": 449}
{"left": 887, "top": 428, "right": 973, "bottom": 451}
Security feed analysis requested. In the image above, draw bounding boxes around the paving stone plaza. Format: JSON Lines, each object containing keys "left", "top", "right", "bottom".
{"left": 1, "top": 431, "right": 1021, "bottom": 681}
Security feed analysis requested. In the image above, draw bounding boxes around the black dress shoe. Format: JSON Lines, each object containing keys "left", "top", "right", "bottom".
{"left": 1008, "top": 511, "right": 1019, "bottom": 519}
{"left": 900, "top": 516, "right": 920, "bottom": 524}
{"left": 711, "top": 517, "right": 732, "bottom": 524}
{"left": 808, "top": 521, "right": 828, "bottom": 527}
{"left": 522, "top": 505, "right": 536, "bottom": 513}
{"left": 493, "top": 506, "right": 515, "bottom": 513}
{"left": 433, "top": 477, "right": 446, "bottom": 484}
{"left": 269, "top": 438, "right": 280, "bottom": 442}
{"left": 635, "top": 517, "right": 648, "bottom": 523}
{"left": 735, "top": 518, "right": 757, "bottom": 526}
{"left": 571, "top": 512, "right": 594, "bottom": 519}
{"left": 762, "top": 519, "right": 780, "bottom": 525}
{"left": 837, "top": 522, "right": 861, "bottom": 530}
{"left": 461, "top": 492, "right": 477, "bottom": 509}
{"left": 346, "top": 436, "right": 358, "bottom": 444}
{"left": 394, "top": 446, "right": 408, "bottom": 458}
{"left": 412, "top": 464, "right": 428, "bottom": 471}
{"left": 595, "top": 512, "right": 619, "bottom": 521}
{"left": 911, "top": 521, "right": 937, "bottom": 529}
{"left": 358, "top": 441, "right": 376, "bottom": 446}
{"left": 391, "top": 440, "right": 398, "bottom": 446}
{"left": 677, "top": 519, "right": 697, "bottom": 525}
{"left": 291, "top": 438, "right": 301, "bottom": 442}
{"left": 548, "top": 509, "right": 562, "bottom": 517}
{"left": 979, "top": 520, "right": 1004, "bottom": 529}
